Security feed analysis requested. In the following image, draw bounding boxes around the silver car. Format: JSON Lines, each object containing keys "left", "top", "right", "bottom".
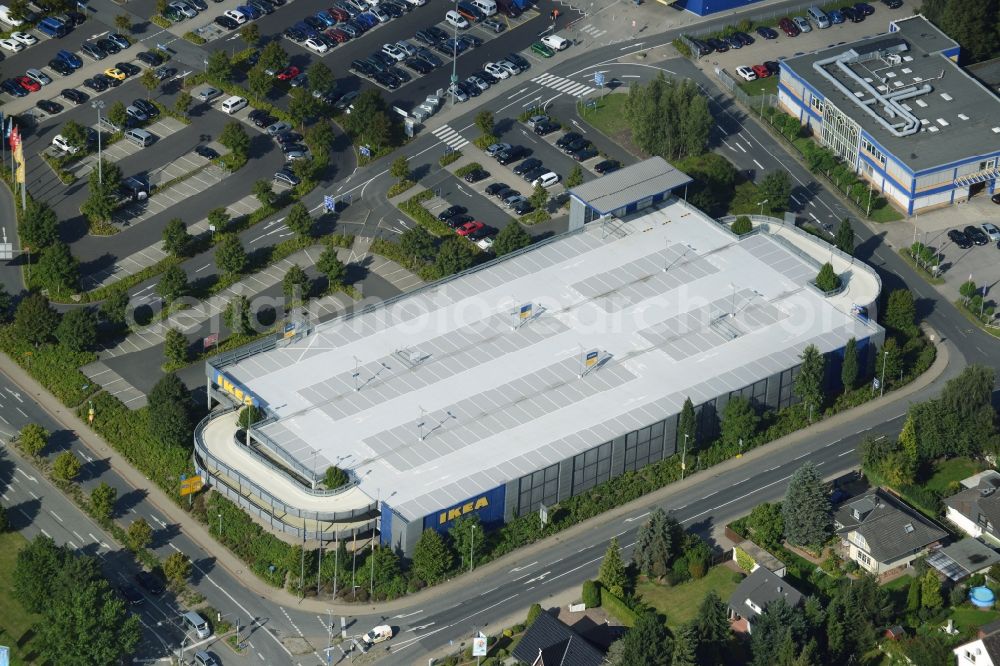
{"left": 26, "top": 68, "right": 52, "bottom": 86}
{"left": 266, "top": 121, "right": 292, "bottom": 136}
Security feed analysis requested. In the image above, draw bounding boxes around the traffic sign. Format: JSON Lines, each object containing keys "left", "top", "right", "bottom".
{"left": 203, "top": 333, "right": 219, "bottom": 349}
{"left": 324, "top": 195, "right": 335, "bottom": 212}
{"left": 594, "top": 71, "right": 605, "bottom": 87}
{"left": 179, "top": 476, "right": 203, "bottom": 496}
{"left": 359, "top": 145, "right": 371, "bottom": 157}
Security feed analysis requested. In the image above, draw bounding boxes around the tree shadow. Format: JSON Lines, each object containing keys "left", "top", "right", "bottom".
{"left": 78, "top": 252, "right": 119, "bottom": 284}
{"left": 189, "top": 556, "right": 216, "bottom": 585}
{"left": 116, "top": 487, "right": 149, "bottom": 516}
{"left": 46, "top": 429, "right": 78, "bottom": 456}
{"left": 149, "top": 523, "right": 181, "bottom": 550}
{"left": 77, "top": 456, "right": 111, "bottom": 483}
{"left": 5, "top": 498, "right": 41, "bottom": 531}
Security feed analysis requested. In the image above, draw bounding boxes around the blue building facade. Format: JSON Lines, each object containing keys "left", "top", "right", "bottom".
{"left": 672, "top": 0, "right": 763, "bottom": 16}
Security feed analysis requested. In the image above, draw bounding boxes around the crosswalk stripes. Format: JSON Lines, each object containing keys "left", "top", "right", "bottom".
{"left": 431, "top": 124, "right": 469, "bottom": 150}
{"left": 530, "top": 72, "right": 596, "bottom": 98}
{"left": 579, "top": 24, "right": 607, "bottom": 38}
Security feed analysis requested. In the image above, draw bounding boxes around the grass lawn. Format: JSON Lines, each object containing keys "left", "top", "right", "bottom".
{"left": 868, "top": 202, "right": 904, "bottom": 223}
{"left": 0, "top": 531, "right": 45, "bottom": 665}
{"left": 738, "top": 74, "right": 778, "bottom": 98}
{"left": 925, "top": 457, "right": 983, "bottom": 494}
{"left": 637, "top": 565, "right": 741, "bottom": 629}
{"left": 948, "top": 605, "right": 1000, "bottom": 633}
{"left": 576, "top": 94, "right": 636, "bottom": 154}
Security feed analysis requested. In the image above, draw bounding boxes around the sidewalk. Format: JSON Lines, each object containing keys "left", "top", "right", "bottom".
{"left": 0, "top": 320, "right": 954, "bottom": 618}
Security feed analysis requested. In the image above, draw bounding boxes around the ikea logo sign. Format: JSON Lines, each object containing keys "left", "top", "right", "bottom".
{"left": 213, "top": 370, "right": 261, "bottom": 408}
{"left": 439, "top": 496, "right": 490, "bottom": 524}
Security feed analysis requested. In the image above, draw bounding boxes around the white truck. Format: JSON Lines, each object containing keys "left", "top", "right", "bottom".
{"left": 361, "top": 625, "right": 392, "bottom": 647}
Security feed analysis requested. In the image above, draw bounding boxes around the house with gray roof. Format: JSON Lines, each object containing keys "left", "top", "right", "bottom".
{"left": 834, "top": 488, "right": 947, "bottom": 575}
{"left": 727, "top": 568, "right": 804, "bottom": 634}
{"left": 954, "top": 626, "right": 1000, "bottom": 666}
{"left": 926, "top": 538, "right": 1000, "bottom": 581}
{"left": 511, "top": 611, "right": 607, "bottom": 666}
{"left": 944, "top": 471, "right": 1000, "bottom": 546}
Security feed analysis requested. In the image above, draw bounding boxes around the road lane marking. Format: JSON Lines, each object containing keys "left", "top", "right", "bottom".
{"left": 753, "top": 159, "right": 764, "bottom": 169}
{"left": 49, "top": 510, "right": 63, "bottom": 522}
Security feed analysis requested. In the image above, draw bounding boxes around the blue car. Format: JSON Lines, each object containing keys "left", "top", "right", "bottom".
{"left": 1, "top": 79, "right": 28, "bottom": 97}
{"left": 828, "top": 9, "right": 845, "bottom": 23}
{"left": 57, "top": 48, "right": 84, "bottom": 69}
{"left": 355, "top": 12, "right": 378, "bottom": 28}
{"left": 237, "top": 4, "right": 261, "bottom": 19}
{"left": 314, "top": 10, "right": 336, "bottom": 26}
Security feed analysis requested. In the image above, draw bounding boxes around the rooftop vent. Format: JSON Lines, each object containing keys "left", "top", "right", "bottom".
{"left": 904, "top": 523, "right": 914, "bottom": 534}
{"left": 901, "top": 68, "right": 912, "bottom": 74}
{"left": 937, "top": 118, "right": 949, "bottom": 127}
{"left": 916, "top": 99, "right": 928, "bottom": 107}
{"left": 886, "top": 53, "right": 902, "bottom": 65}
{"left": 940, "top": 92, "right": 953, "bottom": 101}
{"left": 958, "top": 113, "right": 969, "bottom": 120}
{"left": 928, "top": 126, "right": 939, "bottom": 132}
{"left": 885, "top": 71, "right": 897, "bottom": 78}
{"left": 992, "top": 127, "right": 1000, "bottom": 134}
{"left": 903, "top": 55, "right": 914, "bottom": 62}
{"left": 982, "top": 487, "right": 996, "bottom": 497}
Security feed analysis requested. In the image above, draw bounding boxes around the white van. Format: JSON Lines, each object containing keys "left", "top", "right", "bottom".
{"left": 124, "top": 128, "right": 155, "bottom": 147}
{"left": 471, "top": 0, "right": 496, "bottom": 16}
{"left": 220, "top": 95, "right": 248, "bottom": 114}
{"left": 182, "top": 611, "right": 212, "bottom": 639}
{"left": 807, "top": 6, "right": 830, "bottom": 28}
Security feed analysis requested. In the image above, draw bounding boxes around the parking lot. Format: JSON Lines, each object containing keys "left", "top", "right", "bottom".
{"left": 113, "top": 159, "right": 228, "bottom": 226}
{"left": 57, "top": 116, "right": 188, "bottom": 178}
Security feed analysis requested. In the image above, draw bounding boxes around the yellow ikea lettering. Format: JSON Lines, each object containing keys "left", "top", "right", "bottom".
{"left": 437, "top": 496, "right": 490, "bottom": 524}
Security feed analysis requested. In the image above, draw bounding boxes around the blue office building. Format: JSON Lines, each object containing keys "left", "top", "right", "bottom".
{"left": 778, "top": 15, "right": 1000, "bottom": 214}
{"left": 671, "top": 0, "right": 764, "bottom": 16}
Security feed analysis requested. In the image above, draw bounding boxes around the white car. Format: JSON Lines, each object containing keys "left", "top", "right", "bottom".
{"left": 52, "top": 134, "right": 80, "bottom": 155}
{"left": 476, "top": 236, "right": 494, "bottom": 252}
{"left": 170, "top": 1, "right": 198, "bottom": 17}
{"left": 735, "top": 65, "right": 757, "bottom": 81}
{"left": 444, "top": 9, "right": 468, "bottom": 29}
{"left": 484, "top": 62, "right": 510, "bottom": 80}
{"left": 10, "top": 31, "right": 37, "bottom": 46}
{"left": 403, "top": 0, "right": 425, "bottom": 5}
{"left": 395, "top": 40, "right": 417, "bottom": 56}
{"left": 382, "top": 43, "right": 406, "bottom": 61}
{"left": 26, "top": 68, "right": 51, "bottom": 86}
{"left": 792, "top": 15, "right": 812, "bottom": 32}
{"left": 983, "top": 222, "right": 1000, "bottom": 243}
{"left": 362, "top": 625, "right": 393, "bottom": 646}
{"left": 532, "top": 171, "right": 559, "bottom": 188}
{"left": 305, "top": 37, "right": 328, "bottom": 53}
{"left": 224, "top": 8, "right": 247, "bottom": 23}
{"left": 466, "top": 75, "right": 488, "bottom": 91}
{"left": 370, "top": 6, "right": 389, "bottom": 21}
{"left": 541, "top": 34, "right": 569, "bottom": 51}
{"left": 496, "top": 60, "right": 519, "bottom": 77}
{"left": 0, "top": 38, "right": 24, "bottom": 53}
{"left": 447, "top": 83, "right": 468, "bottom": 102}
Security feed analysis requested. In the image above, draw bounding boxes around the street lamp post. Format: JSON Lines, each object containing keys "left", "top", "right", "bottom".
{"left": 880, "top": 350, "right": 888, "bottom": 397}
{"left": 757, "top": 199, "right": 769, "bottom": 216}
{"left": 681, "top": 433, "right": 689, "bottom": 480}
{"left": 217, "top": 512, "right": 222, "bottom": 535}
{"left": 449, "top": 0, "right": 459, "bottom": 104}
{"left": 92, "top": 100, "right": 105, "bottom": 184}
{"left": 469, "top": 525, "right": 476, "bottom": 572}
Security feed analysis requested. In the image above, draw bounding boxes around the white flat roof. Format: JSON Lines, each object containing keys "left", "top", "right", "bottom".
{"left": 223, "top": 199, "right": 880, "bottom": 521}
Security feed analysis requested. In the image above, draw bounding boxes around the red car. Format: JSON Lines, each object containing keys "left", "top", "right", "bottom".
{"left": 276, "top": 66, "right": 300, "bottom": 80}
{"left": 328, "top": 6, "right": 349, "bottom": 21}
{"left": 752, "top": 64, "right": 771, "bottom": 78}
{"left": 457, "top": 220, "right": 484, "bottom": 237}
{"left": 326, "top": 27, "right": 350, "bottom": 42}
{"left": 778, "top": 17, "right": 800, "bottom": 36}
{"left": 16, "top": 76, "right": 40, "bottom": 92}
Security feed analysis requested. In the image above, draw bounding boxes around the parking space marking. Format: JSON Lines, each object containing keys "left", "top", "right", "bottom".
{"left": 431, "top": 124, "right": 469, "bottom": 150}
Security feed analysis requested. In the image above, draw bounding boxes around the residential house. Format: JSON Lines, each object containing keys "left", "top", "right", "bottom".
{"left": 944, "top": 471, "right": 1000, "bottom": 546}
{"left": 727, "top": 568, "right": 804, "bottom": 634}
{"left": 834, "top": 488, "right": 947, "bottom": 575}
{"left": 511, "top": 611, "right": 608, "bottom": 666}
{"left": 732, "top": 538, "right": 787, "bottom": 577}
{"left": 926, "top": 538, "right": 1000, "bottom": 582}
{"left": 954, "top": 625, "right": 1000, "bottom": 666}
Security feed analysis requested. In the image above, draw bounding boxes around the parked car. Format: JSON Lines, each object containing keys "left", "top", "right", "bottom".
{"left": 497, "top": 146, "right": 528, "bottom": 164}
{"left": 594, "top": 159, "right": 620, "bottom": 174}
{"left": 855, "top": 2, "right": 876, "bottom": 15}
{"left": 572, "top": 147, "right": 599, "bottom": 162}
{"left": 49, "top": 59, "right": 74, "bottom": 76}
{"left": 437, "top": 204, "right": 467, "bottom": 221}
{"left": 463, "top": 168, "right": 489, "bottom": 183}
{"left": 533, "top": 120, "right": 560, "bottom": 135}
{"left": 36, "top": 99, "right": 62, "bottom": 114}
{"left": 764, "top": 60, "right": 781, "bottom": 76}
{"left": 274, "top": 168, "right": 300, "bottom": 186}
{"left": 706, "top": 37, "right": 728, "bottom": 52}
{"left": 513, "top": 158, "right": 542, "bottom": 176}
{"left": 486, "top": 142, "right": 511, "bottom": 157}
{"left": 735, "top": 65, "right": 757, "bottom": 81}
{"left": 456, "top": 220, "right": 484, "bottom": 236}
{"left": 137, "top": 50, "right": 164, "bottom": 66}
{"left": 532, "top": 172, "right": 559, "bottom": 188}
{"left": 60, "top": 88, "right": 86, "bottom": 104}
{"left": 778, "top": 17, "right": 801, "bottom": 36}
{"left": 982, "top": 222, "right": 1000, "bottom": 243}
{"left": 792, "top": 15, "right": 812, "bottom": 32}
{"left": 195, "top": 145, "right": 218, "bottom": 159}
{"left": 541, "top": 34, "right": 569, "bottom": 51}
{"left": 964, "top": 225, "right": 989, "bottom": 246}
{"left": 1, "top": 79, "right": 27, "bottom": 97}
{"left": 81, "top": 42, "right": 107, "bottom": 59}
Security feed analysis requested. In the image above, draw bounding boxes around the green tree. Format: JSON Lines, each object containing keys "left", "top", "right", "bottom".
{"left": 13, "top": 536, "right": 65, "bottom": 612}
{"left": 36, "top": 242, "right": 79, "bottom": 294}
{"left": 746, "top": 502, "right": 784, "bottom": 548}
{"left": 905, "top": 576, "right": 921, "bottom": 613}
{"left": 259, "top": 40, "right": 288, "bottom": 73}
{"left": 163, "top": 327, "right": 188, "bottom": 366}
{"left": 157, "top": 264, "right": 188, "bottom": 302}
{"left": 21, "top": 200, "right": 60, "bottom": 250}
{"left": 341, "top": 89, "right": 395, "bottom": 149}
{"left": 529, "top": 182, "right": 548, "bottom": 210}
{"left": 284, "top": 203, "right": 313, "bottom": 237}
{"left": 434, "top": 237, "right": 476, "bottom": 276}
{"left": 61, "top": 120, "right": 88, "bottom": 149}
{"left": 308, "top": 61, "right": 334, "bottom": 94}
{"left": 399, "top": 226, "right": 437, "bottom": 263}
{"left": 492, "top": 222, "right": 532, "bottom": 256}
{"left": 758, "top": 171, "right": 792, "bottom": 214}
{"left": 18, "top": 423, "right": 49, "bottom": 456}
{"left": 448, "top": 513, "right": 483, "bottom": 569}
{"left": 678, "top": 396, "right": 697, "bottom": 451}
{"left": 565, "top": 164, "right": 584, "bottom": 188}
{"left": 324, "top": 466, "right": 349, "bottom": 489}
{"left": 750, "top": 599, "right": 809, "bottom": 666}
{"left": 474, "top": 110, "right": 494, "bottom": 135}
{"left": 794, "top": 344, "right": 825, "bottom": 418}
{"left": 13, "top": 292, "right": 60, "bottom": 346}
{"left": 389, "top": 156, "right": 410, "bottom": 181}
{"left": 236, "top": 405, "right": 262, "bottom": 429}
{"left": 100, "top": 287, "right": 130, "bottom": 328}
{"left": 208, "top": 208, "right": 231, "bottom": 231}
{"left": 126, "top": 518, "right": 153, "bottom": 551}
{"left": 163, "top": 551, "right": 192, "bottom": 586}
{"left": 246, "top": 65, "right": 271, "bottom": 101}
{"left": 731, "top": 215, "right": 753, "bottom": 235}
{"left": 930, "top": 0, "right": 1000, "bottom": 63}
{"left": 814, "top": 262, "right": 840, "bottom": 292}
{"left": 880, "top": 338, "right": 903, "bottom": 388}
{"left": 139, "top": 67, "right": 159, "bottom": 98}
{"left": 147, "top": 373, "right": 192, "bottom": 448}
{"left": 582, "top": 579, "right": 600, "bottom": 607}
{"left": 920, "top": 570, "right": 942, "bottom": 609}
{"left": 834, "top": 218, "right": 855, "bottom": 254}
{"left": 825, "top": 574, "right": 890, "bottom": 663}
{"left": 162, "top": 217, "right": 192, "bottom": 257}
{"left": 720, "top": 396, "right": 758, "bottom": 451}
{"left": 782, "top": 462, "right": 830, "bottom": 548}
{"left": 283, "top": 264, "right": 310, "bottom": 301}
{"left": 671, "top": 622, "right": 698, "bottom": 666}
{"left": 219, "top": 122, "right": 250, "bottom": 158}
{"left": 81, "top": 160, "right": 122, "bottom": 224}
{"left": 625, "top": 73, "right": 711, "bottom": 160}
{"left": 633, "top": 507, "right": 682, "bottom": 578}
{"left": 107, "top": 101, "right": 128, "bottom": 129}
{"left": 0, "top": 285, "right": 10, "bottom": 324}
{"left": 174, "top": 91, "right": 193, "bottom": 118}
{"left": 607, "top": 609, "right": 672, "bottom": 666}
{"left": 215, "top": 234, "right": 248, "bottom": 276}
{"left": 252, "top": 179, "right": 275, "bottom": 206}
{"left": 526, "top": 602, "right": 543, "bottom": 626}
{"left": 223, "top": 295, "right": 254, "bottom": 336}
{"left": 676, "top": 153, "right": 737, "bottom": 215}
{"left": 841, "top": 337, "right": 859, "bottom": 392}
{"left": 317, "top": 246, "right": 346, "bottom": 286}
{"left": 411, "top": 529, "right": 453, "bottom": 583}
{"left": 114, "top": 12, "right": 132, "bottom": 31}
{"left": 287, "top": 87, "right": 316, "bottom": 129}
{"left": 56, "top": 308, "right": 97, "bottom": 352}
{"left": 694, "top": 590, "right": 731, "bottom": 665}
{"left": 90, "top": 482, "right": 117, "bottom": 521}
{"left": 885, "top": 289, "right": 917, "bottom": 336}
{"left": 239, "top": 22, "right": 260, "bottom": 48}
{"left": 598, "top": 537, "right": 627, "bottom": 597}
{"left": 53, "top": 451, "right": 81, "bottom": 482}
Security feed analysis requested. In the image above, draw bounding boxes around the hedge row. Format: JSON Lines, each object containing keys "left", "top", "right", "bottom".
{"left": 398, "top": 191, "right": 453, "bottom": 237}
{"left": 0, "top": 330, "right": 98, "bottom": 407}
{"left": 600, "top": 587, "right": 637, "bottom": 627}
